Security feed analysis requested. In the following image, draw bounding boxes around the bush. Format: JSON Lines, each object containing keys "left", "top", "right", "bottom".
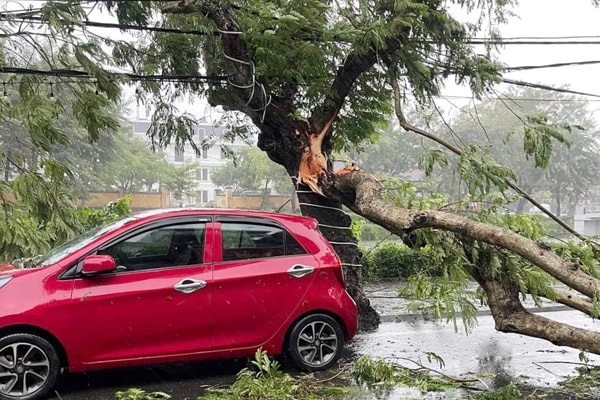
{"left": 77, "top": 196, "right": 132, "bottom": 231}
{"left": 362, "top": 243, "right": 426, "bottom": 281}
{"left": 360, "top": 222, "right": 392, "bottom": 242}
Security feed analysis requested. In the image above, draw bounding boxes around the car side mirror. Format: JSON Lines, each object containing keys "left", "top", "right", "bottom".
{"left": 81, "top": 255, "right": 117, "bottom": 276}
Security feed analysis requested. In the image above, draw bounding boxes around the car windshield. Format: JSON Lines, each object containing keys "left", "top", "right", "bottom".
{"left": 12, "top": 215, "right": 138, "bottom": 269}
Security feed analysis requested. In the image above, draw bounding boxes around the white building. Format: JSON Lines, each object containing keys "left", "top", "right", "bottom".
{"left": 574, "top": 201, "right": 600, "bottom": 237}
{"left": 131, "top": 118, "right": 252, "bottom": 207}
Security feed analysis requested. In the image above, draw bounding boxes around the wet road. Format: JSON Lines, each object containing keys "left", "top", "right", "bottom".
{"left": 51, "top": 359, "right": 243, "bottom": 400}
{"left": 51, "top": 306, "right": 600, "bottom": 400}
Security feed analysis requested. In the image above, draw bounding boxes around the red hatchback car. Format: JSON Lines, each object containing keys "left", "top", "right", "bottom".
{"left": 0, "top": 208, "right": 358, "bottom": 400}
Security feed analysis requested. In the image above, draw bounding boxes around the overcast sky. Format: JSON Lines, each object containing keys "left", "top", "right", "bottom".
{"left": 466, "top": 0, "right": 600, "bottom": 98}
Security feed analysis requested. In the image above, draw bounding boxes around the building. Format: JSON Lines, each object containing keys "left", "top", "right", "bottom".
{"left": 574, "top": 201, "right": 600, "bottom": 236}
{"left": 131, "top": 118, "right": 253, "bottom": 207}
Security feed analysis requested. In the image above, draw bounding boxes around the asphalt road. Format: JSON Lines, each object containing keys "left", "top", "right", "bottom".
{"left": 49, "top": 288, "right": 600, "bottom": 400}
{"left": 51, "top": 359, "right": 244, "bottom": 400}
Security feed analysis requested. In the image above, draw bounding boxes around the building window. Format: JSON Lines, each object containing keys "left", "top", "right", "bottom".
{"left": 198, "top": 128, "right": 205, "bottom": 141}
{"left": 174, "top": 146, "right": 184, "bottom": 162}
{"left": 196, "top": 168, "right": 208, "bottom": 181}
{"left": 202, "top": 190, "right": 208, "bottom": 203}
{"left": 196, "top": 146, "right": 209, "bottom": 159}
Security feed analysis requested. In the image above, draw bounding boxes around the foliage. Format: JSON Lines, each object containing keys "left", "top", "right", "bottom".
{"left": 437, "top": 87, "right": 600, "bottom": 214}
{"left": 362, "top": 179, "right": 563, "bottom": 332}
{"left": 114, "top": 388, "right": 171, "bottom": 400}
{"left": 0, "top": 176, "right": 81, "bottom": 260}
{"left": 362, "top": 242, "right": 430, "bottom": 281}
{"left": 77, "top": 196, "right": 132, "bottom": 231}
{"left": 90, "top": 130, "right": 175, "bottom": 194}
{"left": 353, "top": 217, "right": 394, "bottom": 243}
{"left": 201, "top": 349, "right": 355, "bottom": 400}
{"left": 160, "top": 161, "right": 199, "bottom": 203}
{"left": 462, "top": 383, "right": 521, "bottom": 399}
{"left": 560, "top": 366, "right": 600, "bottom": 392}
{"left": 0, "top": 196, "right": 131, "bottom": 261}
{"left": 211, "top": 147, "right": 292, "bottom": 195}
{"left": 351, "top": 356, "right": 459, "bottom": 392}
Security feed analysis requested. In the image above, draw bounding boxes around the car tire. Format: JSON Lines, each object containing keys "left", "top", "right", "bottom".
{"left": 286, "top": 313, "right": 344, "bottom": 371}
{"left": 0, "top": 333, "right": 61, "bottom": 400}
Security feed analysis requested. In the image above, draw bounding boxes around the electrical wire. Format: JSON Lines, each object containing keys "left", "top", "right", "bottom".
{"left": 0, "top": 66, "right": 228, "bottom": 82}
{"left": 502, "top": 78, "right": 600, "bottom": 99}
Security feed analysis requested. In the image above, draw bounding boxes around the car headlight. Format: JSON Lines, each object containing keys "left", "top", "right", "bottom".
{"left": 0, "top": 276, "right": 12, "bottom": 289}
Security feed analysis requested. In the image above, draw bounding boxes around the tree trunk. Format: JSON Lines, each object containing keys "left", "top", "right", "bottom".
{"left": 260, "top": 178, "right": 270, "bottom": 210}
{"left": 296, "top": 184, "right": 380, "bottom": 331}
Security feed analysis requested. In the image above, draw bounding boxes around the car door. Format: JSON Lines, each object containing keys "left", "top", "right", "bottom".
{"left": 211, "top": 217, "right": 317, "bottom": 350}
{"left": 70, "top": 220, "right": 214, "bottom": 367}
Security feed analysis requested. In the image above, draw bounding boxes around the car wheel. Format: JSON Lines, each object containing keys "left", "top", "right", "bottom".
{"left": 0, "top": 334, "right": 61, "bottom": 400}
{"left": 286, "top": 314, "right": 344, "bottom": 371}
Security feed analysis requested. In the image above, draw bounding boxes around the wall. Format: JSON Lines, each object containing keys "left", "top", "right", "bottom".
{"left": 215, "top": 189, "right": 294, "bottom": 211}
{"left": 77, "top": 190, "right": 169, "bottom": 210}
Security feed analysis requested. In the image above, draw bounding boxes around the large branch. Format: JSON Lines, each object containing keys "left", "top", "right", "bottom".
{"left": 326, "top": 169, "right": 600, "bottom": 299}
{"left": 480, "top": 278, "right": 600, "bottom": 354}
{"left": 551, "top": 289, "right": 593, "bottom": 315}
{"left": 162, "top": 0, "right": 276, "bottom": 127}
{"left": 309, "top": 30, "right": 408, "bottom": 135}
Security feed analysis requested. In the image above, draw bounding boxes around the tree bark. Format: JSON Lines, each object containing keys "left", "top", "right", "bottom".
{"left": 296, "top": 184, "right": 380, "bottom": 331}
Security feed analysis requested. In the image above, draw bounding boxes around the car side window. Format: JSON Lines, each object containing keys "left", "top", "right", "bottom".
{"left": 221, "top": 222, "right": 306, "bottom": 261}
{"left": 99, "top": 223, "right": 206, "bottom": 272}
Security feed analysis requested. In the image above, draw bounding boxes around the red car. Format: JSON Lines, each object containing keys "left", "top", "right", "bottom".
{"left": 0, "top": 208, "right": 357, "bottom": 400}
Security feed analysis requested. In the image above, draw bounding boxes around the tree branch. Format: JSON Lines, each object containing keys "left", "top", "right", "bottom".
{"left": 551, "top": 288, "right": 594, "bottom": 315}
{"left": 389, "top": 74, "right": 588, "bottom": 241}
{"left": 481, "top": 278, "right": 600, "bottom": 354}
{"left": 162, "top": 0, "right": 277, "bottom": 128}
{"left": 327, "top": 169, "right": 600, "bottom": 300}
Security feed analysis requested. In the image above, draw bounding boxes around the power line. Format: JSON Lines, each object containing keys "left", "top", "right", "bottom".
{"left": 0, "top": 15, "right": 217, "bottom": 36}
{"left": 506, "top": 60, "right": 600, "bottom": 71}
{"left": 438, "top": 95, "right": 600, "bottom": 102}
{"left": 502, "top": 79, "right": 600, "bottom": 99}
{"left": 6, "top": 14, "right": 600, "bottom": 46}
{"left": 3, "top": 66, "right": 600, "bottom": 99}
{"left": 469, "top": 39, "right": 600, "bottom": 45}
{"left": 0, "top": 67, "right": 228, "bottom": 82}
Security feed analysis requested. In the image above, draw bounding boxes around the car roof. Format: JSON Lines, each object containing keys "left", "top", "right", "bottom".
{"left": 130, "top": 208, "right": 314, "bottom": 223}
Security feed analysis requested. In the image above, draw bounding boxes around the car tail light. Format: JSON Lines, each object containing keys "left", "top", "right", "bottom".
{"left": 333, "top": 254, "right": 346, "bottom": 288}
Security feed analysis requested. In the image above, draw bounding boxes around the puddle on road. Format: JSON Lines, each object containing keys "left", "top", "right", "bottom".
{"left": 346, "top": 309, "right": 600, "bottom": 399}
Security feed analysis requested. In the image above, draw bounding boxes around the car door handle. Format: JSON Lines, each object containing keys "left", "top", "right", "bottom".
{"left": 287, "top": 264, "right": 315, "bottom": 278}
{"left": 174, "top": 278, "right": 207, "bottom": 294}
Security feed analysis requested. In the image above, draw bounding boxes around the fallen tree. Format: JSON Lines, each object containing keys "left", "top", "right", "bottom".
{"left": 155, "top": 0, "right": 600, "bottom": 344}
{"left": 4, "top": 0, "right": 600, "bottom": 352}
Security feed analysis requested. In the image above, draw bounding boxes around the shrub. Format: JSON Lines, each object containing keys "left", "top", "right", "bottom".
{"left": 362, "top": 243, "right": 426, "bottom": 281}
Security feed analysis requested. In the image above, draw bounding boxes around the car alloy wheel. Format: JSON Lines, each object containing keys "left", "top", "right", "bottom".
{"left": 287, "top": 314, "right": 344, "bottom": 371}
{"left": 0, "top": 334, "right": 60, "bottom": 400}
